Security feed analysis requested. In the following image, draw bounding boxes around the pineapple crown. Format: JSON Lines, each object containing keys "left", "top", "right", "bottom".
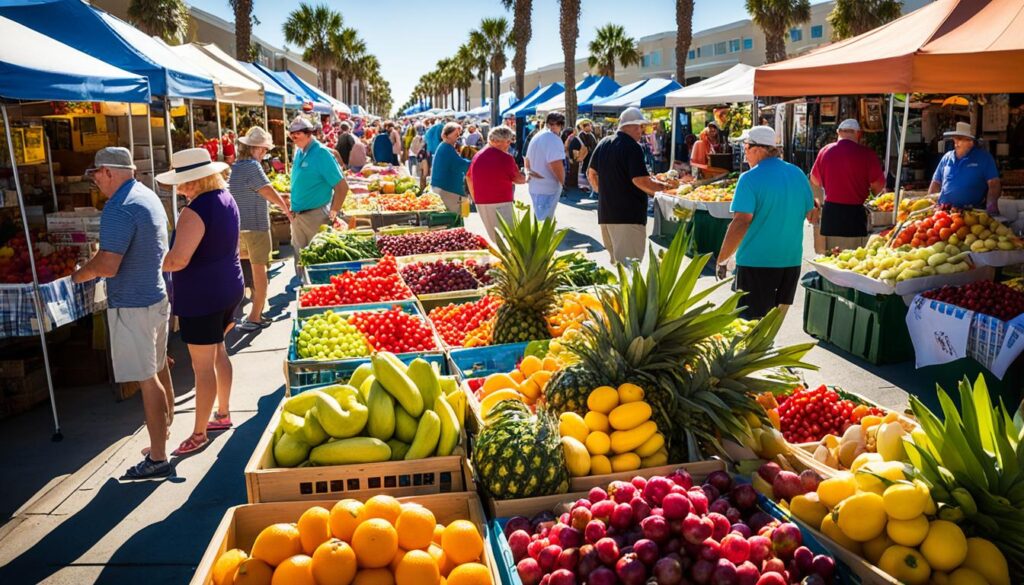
{"left": 491, "top": 210, "right": 569, "bottom": 309}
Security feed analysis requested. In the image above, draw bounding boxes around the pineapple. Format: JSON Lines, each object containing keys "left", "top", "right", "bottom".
{"left": 473, "top": 400, "right": 569, "bottom": 499}
{"left": 490, "top": 212, "right": 568, "bottom": 344}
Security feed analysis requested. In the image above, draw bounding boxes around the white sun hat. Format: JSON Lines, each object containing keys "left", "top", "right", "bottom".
{"left": 943, "top": 121, "right": 975, "bottom": 140}
{"left": 238, "top": 126, "right": 274, "bottom": 149}
{"left": 156, "top": 148, "right": 229, "bottom": 186}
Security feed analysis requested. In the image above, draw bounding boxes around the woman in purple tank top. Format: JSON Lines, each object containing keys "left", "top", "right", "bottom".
{"left": 158, "top": 148, "right": 244, "bottom": 457}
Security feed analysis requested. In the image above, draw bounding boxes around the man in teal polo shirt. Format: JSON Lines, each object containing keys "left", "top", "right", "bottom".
{"left": 288, "top": 117, "right": 349, "bottom": 258}
{"left": 717, "top": 126, "right": 815, "bottom": 320}
{"left": 928, "top": 122, "right": 1001, "bottom": 212}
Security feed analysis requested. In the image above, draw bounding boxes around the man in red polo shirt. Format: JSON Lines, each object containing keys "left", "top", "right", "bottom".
{"left": 810, "top": 118, "right": 886, "bottom": 252}
{"left": 467, "top": 125, "right": 527, "bottom": 243}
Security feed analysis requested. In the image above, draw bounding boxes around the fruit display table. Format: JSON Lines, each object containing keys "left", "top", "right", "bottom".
{"left": 0, "top": 277, "right": 104, "bottom": 338}
{"left": 652, "top": 195, "right": 731, "bottom": 257}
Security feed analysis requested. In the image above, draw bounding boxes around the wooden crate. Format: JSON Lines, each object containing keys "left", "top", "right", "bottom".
{"left": 244, "top": 397, "right": 473, "bottom": 503}
{"left": 191, "top": 492, "right": 498, "bottom": 585}
{"left": 785, "top": 512, "right": 901, "bottom": 585}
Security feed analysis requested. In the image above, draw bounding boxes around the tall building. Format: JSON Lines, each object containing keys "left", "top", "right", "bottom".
{"left": 89, "top": 0, "right": 319, "bottom": 86}
{"left": 470, "top": 0, "right": 931, "bottom": 108}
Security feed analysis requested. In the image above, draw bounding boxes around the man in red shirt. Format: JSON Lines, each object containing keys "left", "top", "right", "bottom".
{"left": 467, "top": 125, "right": 527, "bottom": 243}
{"left": 810, "top": 118, "right": 886, "bottom": 252}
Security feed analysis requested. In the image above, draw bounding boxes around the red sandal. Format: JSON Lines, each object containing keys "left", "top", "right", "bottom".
{"left": 207, "top": 413, "right": 233, "bottom": 432}
{"left": 171, "top": 433, "right": 209, "bottom": 457}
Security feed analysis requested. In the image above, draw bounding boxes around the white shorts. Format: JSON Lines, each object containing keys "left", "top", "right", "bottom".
{"left": 600, "top": 224, "right": 648, "bottom": 265}
{"left": 108, "top": 298, "right": 169, "bottom": 383}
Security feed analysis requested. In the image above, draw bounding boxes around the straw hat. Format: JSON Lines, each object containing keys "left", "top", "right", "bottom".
{"left": 156, "top": 148, "right": 229, "bottom": 185}
{"left": 238, "top": 127, "right": 274, "bottom": 149}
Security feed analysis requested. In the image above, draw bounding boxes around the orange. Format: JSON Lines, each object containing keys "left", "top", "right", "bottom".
{"left": 541, "top": 357, "right": 560, "bottom": 372}
{"left": 441, "top": 520, "right": 483, "bottom": 565}
{"left": 297, "top": 506, "right": 332, "bottom": 555}
{"left": 437, "top": 551, "right": 457, "bottom": 577}
{"left": 270, "top": 555, "right": 314, "bottom": 585}
{"left": 389, "top": 548, "right": 408, "bottom": 572}
{"left": 427, "top": 543, "right": 444, "bottom": 565}
{"left": 351, "top": 518, "right": 398, "bottom": 568}
{"left": 232, "top": 558, "right": 273, "bottom": 585}
{"left": 396, "top": 506, "right": 436, "bottom": 551}
{"left": 352, "top": 568, "right": 395, "bottom": 585}
{"left": 395, "top": 549, "right": 440, "bottom": 585}
{"left": 212, "top": 548, "right": 247, "bottom": 585}
{"left": 251, "top": 523, "right": 303, "bottom": 567}
{"left": 357, "top": 495, "right": 402, "bottom": 526}
{"left": 329, "top": 499, "right": 363, "bottom": 542}
{"left": 446, "top": 563, "right": 492, "bottom": 585}
{"left": 432, "top": 524, "right": 445, "bottom": 545}
{"left": 311, "top": 539, "right": 357, "bottom": 585}
{"left": 509, "top": 369, "right": 525, "bottom": 383}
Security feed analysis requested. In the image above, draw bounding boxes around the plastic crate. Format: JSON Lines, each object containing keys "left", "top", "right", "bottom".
{"left": 448, "top": 342, "right": 530, "bottom": 381}
{"left": 302, "top": 258, "right": 379, "bottom": 285}
{"left": 801, "top": 272, "right": 913, "bottom": 365}
{"left": 691, "top": 209, "right": 730, "bottom": 256}
{"left": 294, "top": 296, "right": 419, "bottom": 319}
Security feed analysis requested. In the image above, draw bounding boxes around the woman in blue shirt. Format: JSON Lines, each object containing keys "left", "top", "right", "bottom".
{"left": 929, "top": 122, "right": 1001, "bottom": 212}
{"left": 372, "top": 122, "right": 396, "bottom": 165}
{"left": 430, "top": 122, "right": 472, "bottom": 213}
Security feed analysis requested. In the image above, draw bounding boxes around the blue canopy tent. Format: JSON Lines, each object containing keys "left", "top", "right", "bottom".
{"left": 534, "top": 76, "right": 620, "bottom": 114}
{"left": 350, "top": 105, "right": 369, "bottom": 117}
{"left": 637, "top": 79, "right": 684, "bottom": 108}
{"left": 502, "top": 82, "right": 564, "bottom": 118}
{"left": 0, "top": 13, "right": 152, "bottom": 439}
{"left": 242, "top": 63, "right": 305, "bottom": 108}
{"left": 250, "top": 63, "right": 331, "bottom": 114}
{"left": 403, "top": 99, "right": 431, "bottom": 116}
{"left": 467, "top": 91, "right": 518, "bottom": 119}
{"left": 584, "top": 79, "right": 652, "bottom": 114}
{"left": 286, "top": 71, "right": 351, "bottom": 116}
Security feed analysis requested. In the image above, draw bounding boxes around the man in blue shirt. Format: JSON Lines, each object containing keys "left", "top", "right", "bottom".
{"left": 72, "top": 147, "right": 173, "bottom": 479}
{"left": 717, "top": 126, "right": 815, "bottom": 320}
{"left": 287, "top": 117, "right": 349, "bottom": 259}
{"left": 929, "top": 122, "right": 1001, "bottom": 212}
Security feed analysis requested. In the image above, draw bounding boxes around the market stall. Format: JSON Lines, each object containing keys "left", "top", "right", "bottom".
{"left": 664, "top": 63, "right": 756, "bottom": 168}
{"left": 532, "top": 76, "right": 620, "bottom": 115}
{"left": 587, "top": 78, "right": 681, "bottom": 114}
{"left": 0, "top": 14, "right": 151, "bottom": 437}
{"left": 500, "top": 82, "right": 564, "bottom": 119}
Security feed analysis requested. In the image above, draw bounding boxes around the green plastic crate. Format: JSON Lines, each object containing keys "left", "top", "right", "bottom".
{"left": 802, "top": 286, "right": 834, "bottom": 339}
{"left": 691, "top": 209, "right": 730, "bottom": 256}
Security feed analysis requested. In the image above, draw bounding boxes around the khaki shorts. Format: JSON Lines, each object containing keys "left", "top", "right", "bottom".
{"left": 600, "top": 224, "right": 648, "bottom": 265}
{"left": 108, "top": 298, "right": 169, "bottom": 383}
{"left": 240, "top": 229, "right": 273, "bottom": 265}
{"left": 476, "top": 202, "right": 514, "bottom": 244}
{"left": 291, "top": 207, "right": 330, "bottom": 251}
{"left": 434, "top": 187, "right": 464, "bottom": 214}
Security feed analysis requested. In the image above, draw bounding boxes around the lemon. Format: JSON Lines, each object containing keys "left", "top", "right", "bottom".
{"left": 884, "top": 482, "right": 929, "bottom": 520}
{"left": 878, "top": 545, "right": 932, "bottom": 585}
{"left": 962, "top": 537, "right": 1010, "bottom": 585}
{"left": 886, "top": 515, "right": 929, "bottom": 547}
{"left": 817, "top": 472, "right": 857, "bottom": 509}
{"left": 836, "top": 492, "right": 887, "bottom": 542}
{"left": 820, "top": 513, "right": 863, "bottom": 555}
{"left": 855, "top": 461, "right": 906, "bottom": 495}
{"left": 930, "top": 572, "right": 950, "bottom": 585}
{"left": 851, "top": 452, "right": 884, "bottom": 472}
{"left": 862, "top": 533, "right": 894, "bottom": 565}
{"left": 790, "top": 493, "right": 828, "bottom": 529}
{"left": 948, "top": 567, "right": 989, "bottom": 585}
{"left": 920, "top": 520, "right": 967, "bottom": 572}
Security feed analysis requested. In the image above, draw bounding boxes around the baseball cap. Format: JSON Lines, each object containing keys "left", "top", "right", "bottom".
{"left": 838, "top": 119, "right": 861, "bottom": 132}
{"left": 288, "top": 117, "right": 316, "bottom": 133}
{"left": 618, "top": 107, "right": 650, "bottom": 128}
{"left": 736, "top": 126, "right": 777, "bottom": 148}
{"left": 85, "top": 147, "right": 135, "bottom": 175}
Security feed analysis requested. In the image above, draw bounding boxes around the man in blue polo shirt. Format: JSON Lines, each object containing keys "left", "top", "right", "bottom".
{"left": 288, "top": 117, "right": 349, "bottom": 259}
{"left": 929, "top": 122, "right": 1001, "bottom": 212}
{"left": 717, "top": 126, "right": 815, "bottom": 320}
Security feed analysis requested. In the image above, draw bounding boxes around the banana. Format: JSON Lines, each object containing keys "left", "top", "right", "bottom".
{"left": 371, "top": 353, "right": 424, "bottom": 417}
{"left": 952, "top": 487, "right": 978, "bottom": 516}
{"left": 938, "top": 505, "right": 965, "bottom": 522}
{"left": 407, "top": 358, "right": 441, "bottom": 411}
{"left": 444, "top": 389, "right": 466, "bottom": 428}
{"left": 434, "top": 396, "right": 460, "bottom": 456}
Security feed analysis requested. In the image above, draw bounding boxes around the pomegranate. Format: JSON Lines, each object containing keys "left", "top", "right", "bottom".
{"left": 756, "top": 572, "right": 788, "bottom": 585}
{"left": 707, "top": 512, "right": 731, "bottom": 541}
{"left": 707, "top": 470, "right": 733, "bottom": 493}
{"left": 770, "top": 522, "right": 802, "bottom": 559}
{"left": 555, "top": 547, "right": 579, "bottom": 571}
{"left": 631, "top": 475, "right": 648, "bottom": 491}
{"left": 508, "top": 530, "right": 531, "bottom": 562}
{"left": 577, "top": 546, "right": 599, "bottom": 579}
{"left": 516, "top": 557, "right": 542, "bottom": 585}
{"left": 633, "top": 538, "right": 660, "bottom": 566}
{"left": 731, "top": 523, "right": 752, "bottom": 539}
{"left": 611, "top": 481, "right": 637, "bottom": 504}
{"left": 747, "top": 535, "right": 773, "bottom": 566}
{"left": 701, "top": 483, "right": 720, "bottom": 503}
{"left": 643, "top": 476, "right": 675, "bottom": 505}
{"left": 615, "top": 553, "right": 648, "bottom": 585}
{"left": 547, "top": 569, "right": 575, "bottom": 585}
{"left": 570, "top": 506, "right": 592, "bottom": 532}
{"left": 690, "top": 558, "right": 715, "bottom": 584}
{"left": 585, "top": 519, "right": 607, "bottom": 544}
{"left": 630, "top": 497, "right": 652, "bottom": 522}
{"left": 682, "top": 513, "right": 713, "bottom": 544}
{"left": 661, "top": 492, "right": 692, "bottom": 520}
{"left": 610, "top": 503, "right": 634, "bottom": 530}
{"left": 668, "top": 468, "right": 694, "bottom": 489}
{"left": 735, "top": 561, "right": 761, "bottom": 585}
{"left": 590, "top": 499, "right": 615, "bottom": 520}
{"left": 559, "top": 526, "right": 582, "bottom": 549}
{"left": 588, "top": 486, "right": 608, "bottom": 502}
{"left": 687, "top": 488, "right": 709, "bottom": 515}
{"left": 698, "top": 538, "right": 721, "bottom": 562}
{"left": 537, "top": 544, "right": 562, "bottom": 572}
{"left": 640, "top": 514, "right": 670, "bottom": 543}
{"left": 595, "top": 537, "right": 620, "bottom": 565}
{"left": 731, "top": 484, "right": 759, "bottom": 510}
{"left": 720, "top": 533, "right": 751, "bottom": 564}
{"left": 588, "top": 566, "right": 617, "bottom": 585}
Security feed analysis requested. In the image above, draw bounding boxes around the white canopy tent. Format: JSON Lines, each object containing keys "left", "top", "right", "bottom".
{"left": 168, "top": 43, "right": 263, "bottom": 106}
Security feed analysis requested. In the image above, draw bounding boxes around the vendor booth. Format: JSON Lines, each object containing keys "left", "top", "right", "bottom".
{"left": 0, "top": 14, "right": 152, "bottom": 437}
{"left": 533, "top": 76, "right": 620, "bottom": 115}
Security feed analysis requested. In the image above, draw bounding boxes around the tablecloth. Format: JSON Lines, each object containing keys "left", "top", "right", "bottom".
{"left": 0, "top": 277, "right": 104, "bottom": 338}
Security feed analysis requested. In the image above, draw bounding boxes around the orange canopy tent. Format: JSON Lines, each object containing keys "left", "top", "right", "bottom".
{"left": 754, "top": 0, "right": 1024, "bottom": 96}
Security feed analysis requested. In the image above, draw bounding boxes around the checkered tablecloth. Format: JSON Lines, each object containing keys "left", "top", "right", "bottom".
{"left": 0, "top": 277, "right": 104, "bottom": 338}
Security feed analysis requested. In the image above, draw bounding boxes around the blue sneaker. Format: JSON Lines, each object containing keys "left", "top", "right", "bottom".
{"left": 123, "top": 455, "right": 171, "bottom": 480}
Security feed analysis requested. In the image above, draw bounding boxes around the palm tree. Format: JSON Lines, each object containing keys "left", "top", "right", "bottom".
{"left": 333, "top": 27, "right": 367, "bottom": 102}
{"left": 467, "top": 34, "right": 490, "bottom": 108}
{"left": 453, "top": 44, "right": 477, "bottom": 111}
{"left": 282, "top": 3, "right": 344, "bottom": 91}
{"left": 588, "top": 24, "right": 641, "bottom": 81}
{"left": 675, "top": 1, "right": 695, "bottom": 84}
{"left": 501, "top": 0, "right": 533, "bottom": 100}
{"left": 470, "top": 17, "right": 513, "bottom": 123}
{"left": 356, "top": 55, "right": 381, "bottom": 107}
{"left": 128, "top": 0, "right": 189, "bottom": 44}
{"left": 745, "top": 0, "right": 811, "bottom": 64}
{"left": 229, "top": 0, "right": 253, "bottom": 59}
{"left": 559, "top": 0, "right": 581, "bottom": 129}
{"left": 828, "top": 0, "right": 902, "bottom": 40}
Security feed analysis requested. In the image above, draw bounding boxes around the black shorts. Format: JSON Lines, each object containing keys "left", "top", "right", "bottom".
{"left": 178, "top": 304, "right": 239, "bottom": 345}
{"left": 734, "top": 266, "right": 801, "bottom": 320}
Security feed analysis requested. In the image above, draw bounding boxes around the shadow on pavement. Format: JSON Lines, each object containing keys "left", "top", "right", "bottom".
{"left": 0, "top": 386, "right": 282, "bottom": 583}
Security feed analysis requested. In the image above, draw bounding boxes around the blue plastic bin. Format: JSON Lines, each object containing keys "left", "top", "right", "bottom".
{"left": 448, "top": 342, "right": 530, "bottom": 381}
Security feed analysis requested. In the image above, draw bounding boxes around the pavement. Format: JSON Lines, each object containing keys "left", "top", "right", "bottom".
{"left": 0, "top": 183, "right": 924, "bottom": 583}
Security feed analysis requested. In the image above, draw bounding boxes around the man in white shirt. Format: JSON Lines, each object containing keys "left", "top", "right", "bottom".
{"left": 524, "top": 112, "right": 567, "bottom": 220}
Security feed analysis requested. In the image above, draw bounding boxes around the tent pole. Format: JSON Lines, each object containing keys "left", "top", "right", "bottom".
{"left": 3, "top": 104, "right": 61, "bottom": 441}
{"left": 892, "top": 97, "right": 911, "bottom": 225}
{"left": 884, "top": 94, "right": 895, "bottom": 179}
{"left": 126, "top": 107, "right": 135, "bottom": 158}
{"left": 263, "top": 105, "right": 268, "bottom": 129}
{"left": 164, "top": 97, "right": 177, "bottom": 225}
{"left": 145, "top": 102, "right": 156, "bottom": 192}
{"left": 188, "top": 100, "right": 195, "bottom": 148}
{"left": 669, "top": 107, "right": 677, "bottom": 170}
{"left": 231, "top": 103, "right": 238, "bottom": 136}
{"left": 44, "top": 135, "right": 57, "bottom": 211}
{"left": 215, "top": 101, "right": 223, "bottom": 160}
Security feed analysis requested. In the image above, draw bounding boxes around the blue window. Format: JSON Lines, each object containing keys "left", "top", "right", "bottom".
{"left": 743, "top": 38, "right": 753, "bottom": 50}
{"left": 688, "top": 49, "right": 696, "bottom": 60}
{"left": 811, "top": 25, "right": 823, "bottom": 39}
{"left": 790, "top": 28, "right": 803, "bottom": 42}
{"left": 729, "top": 39, "right": 740, "bottom": 52}
{"left": 651, "top": 51, "right": 661, "bottom": 66}
{"left": 714, "top": 41, "right": 727, "bottom": 55}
